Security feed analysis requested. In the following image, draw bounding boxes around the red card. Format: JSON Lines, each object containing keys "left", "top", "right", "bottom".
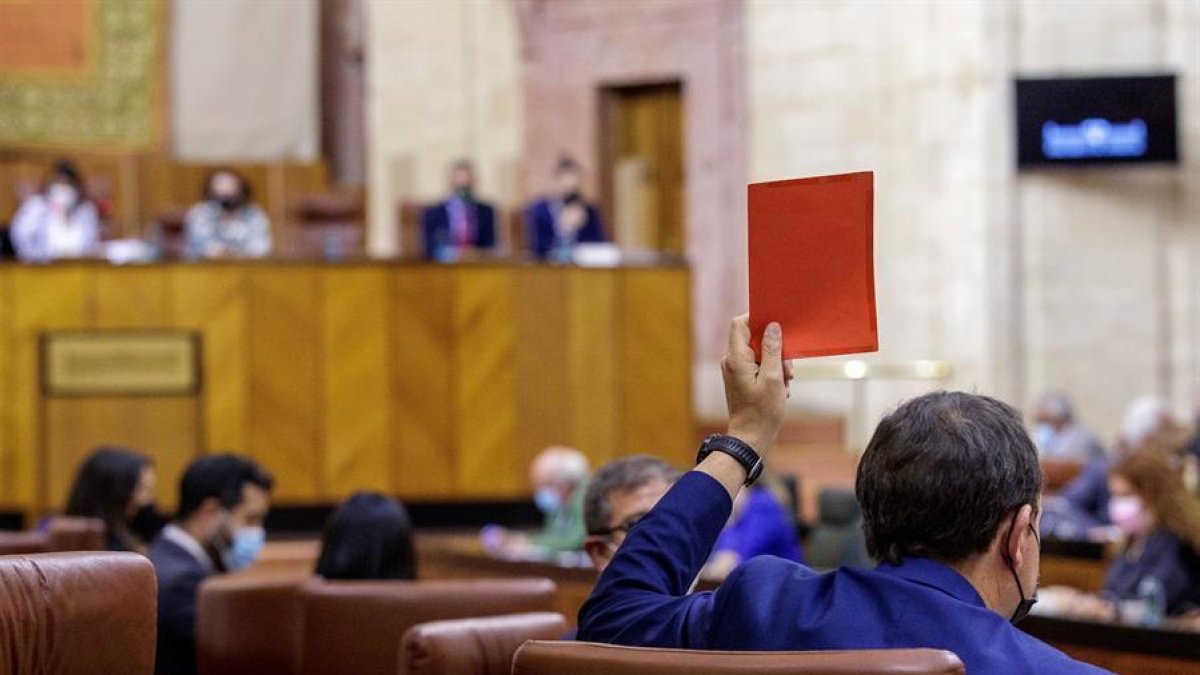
{"left": 749, "top": 171, "right": 877, "bottom": 360}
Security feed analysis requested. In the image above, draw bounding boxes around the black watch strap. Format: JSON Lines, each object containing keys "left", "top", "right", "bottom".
{"left": 696, "top": 434, "right": 764, "bottom": 486}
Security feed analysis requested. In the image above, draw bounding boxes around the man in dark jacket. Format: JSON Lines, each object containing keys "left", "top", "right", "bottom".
{"left": 147, "top": 454, "right": 273, "bottom": 675}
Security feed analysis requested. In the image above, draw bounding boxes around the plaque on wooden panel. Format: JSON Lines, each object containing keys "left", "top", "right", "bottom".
{"left": 41, "top": 331, "right": 201, "bottom": 396}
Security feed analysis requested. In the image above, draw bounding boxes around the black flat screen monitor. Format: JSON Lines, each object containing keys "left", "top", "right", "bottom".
{"left": 1015, "top": 74, "right": 1177, "bottom": 168}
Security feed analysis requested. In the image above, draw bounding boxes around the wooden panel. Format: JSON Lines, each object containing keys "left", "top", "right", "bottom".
{"left": 392, "top": 267, "right": 456, "bottom": 498}
{"left": 0, "top": 268, "right": 11, "bottom": 506}
{"left": 43, "top": 398, "right": 198, "bottom": 512}
{"left": 8, "top": 267, "right": 89, "bottom": 511}
{"left": 514, "top": 269, "right": 571, "bottom": 468}
{"left": 249, "top": 267, "right": 321, "bottom": 501}
{"left": 170, "top": 267, "right": 250, "bottom": 452}
{"left": 620, "top": 268, "right": 693, "bottom": 467}
{"left": 91, "top": 267, "right": 171, "bottom": 327}
{"left": 320, "top": 267, "right": 391, "bottom": 498}
{"left": 567, "top": 270, "right": 619, "bottom": 463}
{"left": 454, "top": 269, "right": 519, "bottom": 497}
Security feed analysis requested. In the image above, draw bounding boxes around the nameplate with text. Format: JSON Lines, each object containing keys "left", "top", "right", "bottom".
{"left": 42, "top": 332, "right": 201, "bottom": 396}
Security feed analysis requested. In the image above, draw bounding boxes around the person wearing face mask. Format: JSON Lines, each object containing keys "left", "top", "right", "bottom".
{"left": 526, "top": 155, "right": 606, "bottom": 261}
{"left": 482, "top": 446, "right": 590, "bottom": 559}
{"left": 183, "top": 170, "right": 272, "bottom": 259}
{"left": 1101, "top": 446, "right": 1200, "bottom": 617}
{"left": 1031, "top": 392, "right": 1105, "bottom": 461}
{"left": 421, "top": 159, "right": 497, "bottom": 261}
{"left": 61, "top": 446, "right": 162, "bottom": 553}
{"left": 577, "top": 316, "right": 1106, "bottom": 674}
{"left": 10, "top": 160, "right": 100, "bottom": 262}
{"left": 147, "top": 454, "right": 273, "bottom": 675}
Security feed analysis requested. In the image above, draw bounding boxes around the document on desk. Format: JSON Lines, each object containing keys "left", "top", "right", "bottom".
{"left": 748, "top": 171, "right": 878, "bottom": 360}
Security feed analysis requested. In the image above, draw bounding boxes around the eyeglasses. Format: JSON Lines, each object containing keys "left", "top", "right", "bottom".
{"left": 588, "top": 511, "right": 648, "bottom": 538}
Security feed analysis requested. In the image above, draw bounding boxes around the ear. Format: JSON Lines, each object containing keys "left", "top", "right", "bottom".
{"left": 1006, "top": 504, "right": 1034, "bottom": 570}
{"left": 582, "top": 536, "right": 612, "bottom": 572}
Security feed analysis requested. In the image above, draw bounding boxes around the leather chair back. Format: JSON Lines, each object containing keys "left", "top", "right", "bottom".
{"left": 399, "top": 611, "right": 568, "bottom": 675}
{"left": 0, "top": 552, "right": 157, "bottom": 675}
{"left": 197, "top": 576, "right": 305, "bottom": 675}
{"left": 0, "top": 531, "right": 49, "bottom": 555}
{"left": 298, "top": 577, "right": 557, "bottom": 675}
{"left": 512, "top": 642, "right": 965, "bottom": 675}
{"left": 47, "top": 516, "right": 106, "bottom": 551}
{"left": 805, "top": 488, "right": 871, "bottom": 569}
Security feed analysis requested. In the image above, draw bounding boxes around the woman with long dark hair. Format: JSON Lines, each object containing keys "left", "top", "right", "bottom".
{"left": 64, "top": 447, "right": 161, "bottom": 553}
{"left": 315, "top": 492, "right": 417, "bottom": 580}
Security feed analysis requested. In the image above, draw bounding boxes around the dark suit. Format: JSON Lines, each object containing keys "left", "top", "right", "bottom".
{"left": 421, "top": 198, "right": 497, "bottom": 260}
{"left": 578, "top": 472, "right": 1107, "bottom": 675}
{"left": 147, "top": 533, "right": 216, "bottom": 675}
{"left": 1104, "top": 529, "right": 1200, "bottom": 616}
{"left": 525, "top": 198, "right": 605, "bottom": 260}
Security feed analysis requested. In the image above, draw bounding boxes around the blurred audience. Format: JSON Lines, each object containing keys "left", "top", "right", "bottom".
{"left": 148, "top": 454, "right": 273, "bottom": 675}
{"left": 582, "top": 454, "right": 682, "bottom": 572}
{"left": 1045, "top": 396, "right": 1177, "bottom": 538}
{"left": 702, "top": 476, "right": 804, "bottom": 581}
{"left": 1032, "top": 392, "right": 1105, "bottom": 461}
{"left": 10, "top": 160, "right": 100, "bottom": 261}
{"left": 315, "top": 492, "right": 417, "bottom": 580}
{"left": 422, "top": 159, "right": 497, "bottom": 261}
{"left": 62, "top": 447, "right": 161, "bottom": 554}
{"left": 482, "top": 445, "right": 590, "bottom": 558}
{"left": 1102, "top": 445, "right": 1200, "bottom": 617}
{"left": 526, "top": 155, "right": 605, "bottom": 261}
{"left": 184, "top": 170, "right": 272, "bottom": 259}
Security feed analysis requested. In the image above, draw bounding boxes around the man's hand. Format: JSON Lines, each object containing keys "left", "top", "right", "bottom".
{"left": 722, "top": 315, "right": 788, "bottom": 457}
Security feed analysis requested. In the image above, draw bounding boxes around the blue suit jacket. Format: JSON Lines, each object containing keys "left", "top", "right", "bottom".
{"left": 525, "top": 199, "right": 605, "bottom": 260}
{"left": 421, "top": 198, "right": 497, "bottom": 259}
{"left": 578, "top": 472, "right": 1108, "bottom": 675}
{"left": 147, "top": 535, "right": 214, "bottom": 675}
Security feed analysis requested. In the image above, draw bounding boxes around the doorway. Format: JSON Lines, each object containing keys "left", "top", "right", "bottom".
{"left": 600, "top": 82, "right": 685, "bottom": 255}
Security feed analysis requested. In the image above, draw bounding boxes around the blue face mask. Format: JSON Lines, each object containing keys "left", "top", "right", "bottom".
{"left": 1034, "top": 423, "right": 1056, "bottom": 452}
{"left": 222, "top": 526, "right": 266, "bottom": 572}
{"left": 534, "top": 487, "right": 561, "bottom": 515}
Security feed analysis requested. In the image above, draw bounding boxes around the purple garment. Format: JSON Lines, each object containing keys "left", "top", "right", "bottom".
{"left": 713, "top": 486, "right": 804, "bottom": 564}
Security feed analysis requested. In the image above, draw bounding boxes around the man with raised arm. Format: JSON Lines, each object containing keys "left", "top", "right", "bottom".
{"left": 577, "top": 316, "right": 1107, "bottom": 674}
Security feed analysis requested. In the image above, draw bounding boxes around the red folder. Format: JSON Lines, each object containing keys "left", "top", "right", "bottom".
{"left": 749, "top": 171, "right": 877, "bottom": 360}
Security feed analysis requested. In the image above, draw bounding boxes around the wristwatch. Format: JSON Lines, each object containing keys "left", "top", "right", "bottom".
{"left": 696, "top": 434, "right": 764, "bottom": 486}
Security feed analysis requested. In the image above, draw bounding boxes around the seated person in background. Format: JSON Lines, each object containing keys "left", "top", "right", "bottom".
{"left": 184, "top": 170, "right": 271, "bottom": 259}
{"left": 526, "top": 155, "right": 605, "bottom": 261}
{"left": 148, "top": 454, "right": 273, "bottom": 675}
{"left": 1047, "top": 395, "right": 1177, "bottom": 537}
{"left": 62, "top": 447, "right": 161, "bottom": 553}
{"left": 421, "top": 159, "right": 497, "bottom": 261}
{"left": 315, "top": 492, "right": 417, "bottom": 580}
{"left": 583, "top": 454, "right": 682, "bottom": 572}
{"left": 1032, "top": 392, "right": 1105, "bottom": 461}
{"left": 1101, "top": 446, "right": 1200, "bottom": 617}
{"left": 578, "top": 316, "right": 1104, "bottom": 674}
{"left": 702, "top": 475, "right": 804, "bottom": 581}
{"left": 11, "top": 160, "right": 100, "bottom": 261}
{"left": 483, "top": 446, "right": 590, "bottom": 558}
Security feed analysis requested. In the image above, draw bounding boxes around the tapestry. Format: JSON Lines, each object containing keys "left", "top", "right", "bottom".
{"left": 0, "top": 0, "right": 162, "bottom": 148}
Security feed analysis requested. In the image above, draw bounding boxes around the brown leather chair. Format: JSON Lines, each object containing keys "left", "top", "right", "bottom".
{"left": 0, "top": 552, "right": 157, "bottom": 675}
{"left": 47, "top": 516, "right": 106, "bottom": 551}
{"left": 298, "top": 577, "right": 557, "bottom": 675}
{"left": 0, "top": 530, "right": 49, "bottom": 555}
{"left": 399, "top": 611, "right": 568, "bottom": 675}
{"left": 511, "top": 642, "right": 965, "bottom": 675}
{"left": 197, "top": 576, "right": 306, "bottom": 675}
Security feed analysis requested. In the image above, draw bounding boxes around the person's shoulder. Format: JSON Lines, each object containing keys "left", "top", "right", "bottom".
{"left": 1011, "top": 628, "right": 1111, "bottom": 674}
{"left": 725, "top": 554, "right": 820, "bottom": 589}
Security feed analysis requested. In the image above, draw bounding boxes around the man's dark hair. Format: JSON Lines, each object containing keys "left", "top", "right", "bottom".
{"left": 315, "top": 492, "right": 417, "bottom": 581}
{"left": 177, "top": 454, "right": 274, "bottom": 521}
{"left": 584, "top": 455, "right": 682, "bottom": 535}
{"left": 554, "top": 154, "right": 580, "bottom": 175}
{"left": 856, "top": 391, "right": 1042, "bottom": 565}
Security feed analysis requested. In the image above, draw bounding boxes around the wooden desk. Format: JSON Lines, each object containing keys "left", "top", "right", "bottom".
{"left": 1021, "top": 614, "right": 1200, "bottom": 674}
{"left": 1039, "top": 538, "right": 1110, "bottom": 593}
{"left": 0, "top": 261, "right": 692, "bottom": 515}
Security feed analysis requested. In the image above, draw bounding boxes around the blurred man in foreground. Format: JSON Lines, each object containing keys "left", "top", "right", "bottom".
{"left": 578, "top": 316, "right": 1105, "bottom": 674}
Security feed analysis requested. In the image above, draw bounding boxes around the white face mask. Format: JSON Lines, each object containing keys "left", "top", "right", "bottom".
{"left": 1108, "top": 495, "right": 1148, "bottom": 536}
{"left": 47, "top": 184, "right": 78, "bottom": 208}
